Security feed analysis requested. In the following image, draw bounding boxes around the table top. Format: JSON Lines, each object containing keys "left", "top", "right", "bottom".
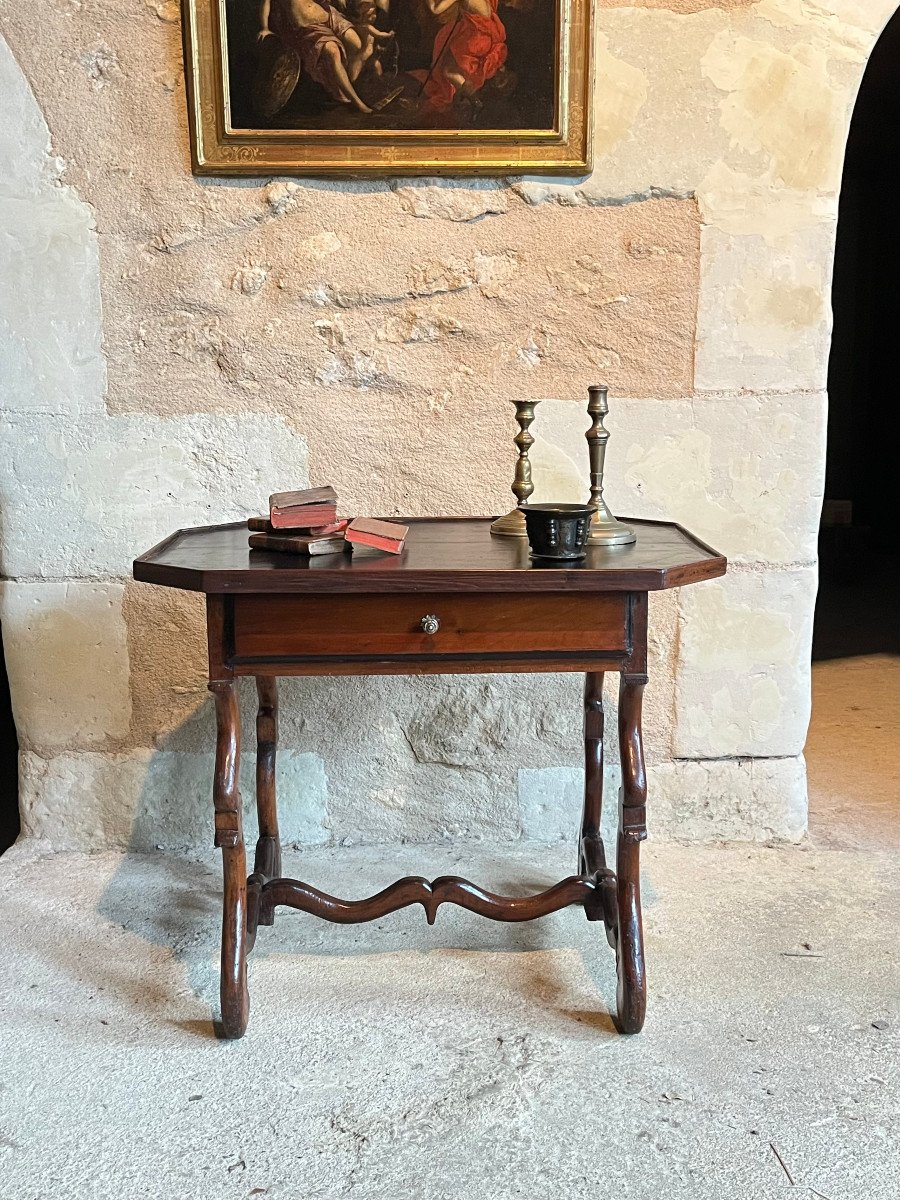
{"left": 133, "top": 518, "right": 726, "bottom": 595}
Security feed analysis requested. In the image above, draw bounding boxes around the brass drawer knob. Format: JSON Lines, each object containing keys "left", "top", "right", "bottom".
{"left": 420, "top": 614, "right": 440, "bottom": 635}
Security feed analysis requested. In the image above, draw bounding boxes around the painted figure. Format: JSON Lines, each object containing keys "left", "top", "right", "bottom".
{"left": 259, "top": 0, "right": 394, "bottom": 113}
{"left": 354, "top": 0, "right": 394, "bottom": 80}
{"left": 413, "top": 0, "right": 507, "bottom": 112}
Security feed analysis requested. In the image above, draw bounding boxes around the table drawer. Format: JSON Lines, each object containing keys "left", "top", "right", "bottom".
{"left": 232, "top": 593, "right": 629, "bottom": 659}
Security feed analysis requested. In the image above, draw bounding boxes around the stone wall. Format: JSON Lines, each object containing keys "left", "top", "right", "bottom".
{"left": 1, "top": 0, "right": 891, "bottom": 851}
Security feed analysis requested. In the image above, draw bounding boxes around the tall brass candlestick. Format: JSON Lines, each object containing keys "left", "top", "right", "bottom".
{"left": 586, "top": 384, "right": 635, "bottom": 546}
{"left": 491, "top": 398, "right": 540, "bottom": 537}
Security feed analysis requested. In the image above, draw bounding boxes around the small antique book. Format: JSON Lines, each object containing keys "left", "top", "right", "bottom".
{"left": 248, "top": 532, "right": 348, "bottom": 557}
{"left": 249, "top": 517, "right": 348, "bottom": 536}
{"left": 269, "top": 486, "right": 338, "bottom": 530}
{"left": 345, "top": 518, "right": 409, "bottom": 554}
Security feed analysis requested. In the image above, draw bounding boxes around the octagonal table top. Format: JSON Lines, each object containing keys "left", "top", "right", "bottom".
{"left": 133, "top": 517, "right": 726, "bottom": 595}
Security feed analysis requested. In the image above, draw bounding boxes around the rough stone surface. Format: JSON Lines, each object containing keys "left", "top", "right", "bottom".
{"left": 695, "top": 223, "right": 835, "bottom": 391}
{"left": 0, "top": 582, "right": 131, "bottom": 750}
{"left": 123, "top": 581, "right": 208, "bottom": 748}
{"left": 0, "top": 38, "right": 105, "bottom": 417}
{"left": 519, "top": 752, "right": 809, "bottom": 845}
{"left": 0, "top": 836, "right": 898, "bottom": 1197}
{"left": 98, "top": 196, "right": 701, "bottom": 417}
{"left": 19, "top": 749, "right": 329, "bottom": 851}
{"left": 675, "top": 569, "right": 818, "bottom": 758}
{"left": 650, "top": 754, "right": 808, "bottom": 842}
{"left": 519, "top": 764, "right": 619, "bottom": 843}
{"left": 531, "top": 392, "right": 827, "bottom": 566}
{"left": 0, "top": 412, "right": 310, "bottom": 577}
{"left": 2, "top": 0, "right": 892, "bottom": 847}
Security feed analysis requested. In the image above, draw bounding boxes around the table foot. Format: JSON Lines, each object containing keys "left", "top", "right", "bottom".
{"left": 220, "top": 843, "right": 249, "bottom": 1040}
{"left": 211, "top": 680, "right": 249, "bottom": 1040}
{"left": 613, "top": 830, "right": 646, "bottom": 1034}
{"left": 614, "top": 673, "right": 648, "bottom": 1035}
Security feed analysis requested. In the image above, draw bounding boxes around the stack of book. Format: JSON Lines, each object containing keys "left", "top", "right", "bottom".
{"left": 247, "top": 487, "right": 408, "bottom": 558}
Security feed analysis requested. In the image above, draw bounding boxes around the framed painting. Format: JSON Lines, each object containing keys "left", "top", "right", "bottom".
{"left": 181, "top": 0, "right": 593, "bottom": 175}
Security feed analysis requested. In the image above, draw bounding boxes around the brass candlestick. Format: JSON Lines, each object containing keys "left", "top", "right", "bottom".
{"left": 491, "top": 398, "right": 540, "bottom": 537}
{"left": 585, "top": 384, "right": 635, "bottom": 546}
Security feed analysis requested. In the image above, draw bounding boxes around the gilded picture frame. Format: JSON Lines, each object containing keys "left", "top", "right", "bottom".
{"left": 181, "top": 0, "right": 592, "bottom": 176}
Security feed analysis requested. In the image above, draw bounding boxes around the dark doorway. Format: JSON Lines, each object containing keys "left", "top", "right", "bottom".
{"left": 0, "top": 626, "right": 20, "bottom": 854}
{"left": 816, "top": 7, "right": 900, "bottom": 659}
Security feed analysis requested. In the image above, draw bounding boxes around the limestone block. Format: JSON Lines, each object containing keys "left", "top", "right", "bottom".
{"left": 390, "top": 178, "right": 510, "bottom": 222}
{"left": 515, "top": 11, "right": 728, "bottom": 204}
{"left": 518, "top": 763, "right": 621, "bottom": 843}
{"left": 0, "top": 190, "right": 104, "bottom": 416}
{"left": 674, "top": 568, "right": 817, "bottom": 758}
{"left": 0, "top": 35, "right": 54, "bottom": 196}
{"left": 519, "top": 752, "right": 806, "bottom": 843}
{"left": 1, "top": 582, "right": 131, "bottom": 750}
{"left": 329, "top": 755, "right": 521, "bottom": 845}
{"left": 695, "top": 224, "right": 834, "bottom": 392}
{"left": 321, "top": 673, "right": 577, "bottom": 844}
{"left": 519, "top": 767, "right": 582, "bottom": 842}
{"left": 514, "top": 6, "right": 869, "bottom": 211}
{"left": 530, "top": 392, "right": 825, "bottom": 566}
{"left": 0, "top": 39, "right": 105, "bottom": 418}
{"left": 700, "top": 30, "right": 848, "bottom": 195}
{"left": 648, "top": 754, "right": 808, "bottom": 842}
{"left": 19, "top": 748, "right": 329, "bottom": 851}
{"left": 123, "top": 582, "right": 208, "bottom": 748}
{"left": 645, "top": 589, "right": 679, "bottom": 760}
{"left": 0, "top": 412, "right": 309, "bottom": 578}
{"left": 99, "top": 196, "right": 700, "bottom": 421}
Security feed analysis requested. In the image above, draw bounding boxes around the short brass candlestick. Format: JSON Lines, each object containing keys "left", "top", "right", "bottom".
{"left": 491, "top": 398, "right": 540, "bottom": 537}
{"left": 586, "top": 384, "right": 635, "bottom": 546}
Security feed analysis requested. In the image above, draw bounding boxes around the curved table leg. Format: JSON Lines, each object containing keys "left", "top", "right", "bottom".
{"left": 615, "top": 672, "right": 648, "bottom": 1034}
{"left": 210, "top": 679, "right": 249, "bottom": 1040}
{"left": 255, "top": 676, "right": 281, "bottom": 887}
{"left": 580, "top": 671, "right": 604, "bottom": 877}
{"left": 580, "top": 672, "right": 616, "bottom": 937}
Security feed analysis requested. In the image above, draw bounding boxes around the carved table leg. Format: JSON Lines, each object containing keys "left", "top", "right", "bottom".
{"left": 615, "top": 672, "right": 648, "bottom": 1034}
{"left": 210, "top": 679, "right": 249, "bottom": 1040}
{"left": 580, "top": 672, "right": 616, "bottom": 935}
{"left": 255, "top": 677, "right": 281, "bottom": 885}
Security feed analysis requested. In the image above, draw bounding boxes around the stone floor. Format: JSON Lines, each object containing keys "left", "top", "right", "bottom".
{"left": 0, "top": 657, "right": 898, "bottom": 1199}
{"left": 806, "top": 654, "right": 900, "bottom": 853}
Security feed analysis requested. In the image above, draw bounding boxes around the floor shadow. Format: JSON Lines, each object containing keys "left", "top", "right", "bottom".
{"left": 84, "top": 682, "right": 627, "bottom": 1039}
{"left": 90, "top": 841, "right": 624, "bottom": 1038}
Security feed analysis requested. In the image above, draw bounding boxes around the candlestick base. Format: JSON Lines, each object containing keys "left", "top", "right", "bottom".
{"left": 588, "top": 507, "right": 636, "bottom": 546}
{"left": 490, "top": 508, "right": 529, "bottom": 537}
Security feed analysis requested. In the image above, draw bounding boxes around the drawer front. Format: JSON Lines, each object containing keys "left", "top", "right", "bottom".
{"left": 232, "top": 593, "right": 629, "bottom": 659}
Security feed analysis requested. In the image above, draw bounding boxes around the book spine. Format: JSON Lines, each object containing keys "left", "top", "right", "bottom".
{"left": 249, "top": 533, "right": 347, "bottom": 555}
{"left": 270, "top": 508, "right": 338, "bottom": 530}
{"left": 250, "top": 517, "right": 348, "bottom": 535}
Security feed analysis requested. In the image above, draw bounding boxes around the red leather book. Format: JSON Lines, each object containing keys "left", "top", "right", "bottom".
{"left": 248, "top": 532, "right": 349, "bottom": 556}
{"left": 249, "top": 517, "right": 348, "bottom": 536}
{"left": 345, "top": 518, "right": 409, "bottom": 554}
{"left": 269, "top": 486, "right": 338, "bottom": 530}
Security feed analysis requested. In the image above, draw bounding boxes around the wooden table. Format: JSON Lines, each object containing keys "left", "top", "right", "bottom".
{"left": 134, "top": 517, "right": 726, "bottom": 1038}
